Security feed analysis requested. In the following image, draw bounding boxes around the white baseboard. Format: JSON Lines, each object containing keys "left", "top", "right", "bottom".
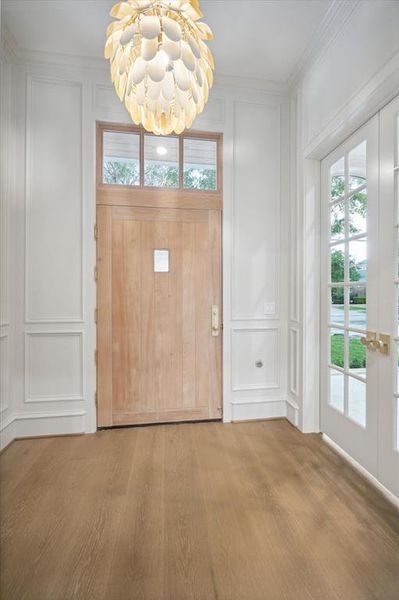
{"left": 286, "top": 397, "right": 299, "bottom": 427}
{"left": 0, "top": 410, "right": 87, "bottom": 450}
{"left": 322, "top": 434, "right": 399, "bottom": 510}
{"left": 231, "top": 399, "right": 286, "bottom": 422}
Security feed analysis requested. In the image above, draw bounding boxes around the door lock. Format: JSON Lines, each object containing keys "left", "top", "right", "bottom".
{"left": 360, "top": 331, "right": 390, "bottom": 354}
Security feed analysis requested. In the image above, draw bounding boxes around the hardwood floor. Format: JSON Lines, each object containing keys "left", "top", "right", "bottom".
{"left": 1, "top": 419, "right": 399, "bottom": 600}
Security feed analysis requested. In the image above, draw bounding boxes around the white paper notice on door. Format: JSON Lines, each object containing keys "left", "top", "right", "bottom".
{"left": 154, "top": 249, "right": 169, "bottom": 272}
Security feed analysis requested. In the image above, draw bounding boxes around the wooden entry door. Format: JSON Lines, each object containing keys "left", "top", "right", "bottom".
{"left": 97, "top": 204, "right": 222, "bottom": 426}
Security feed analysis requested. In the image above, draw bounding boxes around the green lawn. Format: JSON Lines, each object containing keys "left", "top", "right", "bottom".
{"left": 330, "top": 334, "right": 366, "bottom": 369}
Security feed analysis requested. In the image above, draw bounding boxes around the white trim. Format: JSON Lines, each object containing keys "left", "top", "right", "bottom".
{"left": 231, "top": 398, "right": 286, "bottom": 422}
{"left": 286, "top": 397, "right": 299, "bottom": 427}
{"left": 0, "top": 410, "right": 87, "bottom": 450}
{"left": 323, "top": 434, "right": 399, "bottom": 510}
{"left": 304, "top": 51, "right": 399, "bottom": 160}
{"left": 288, "top": 0, "right": 360, "bottom": 90}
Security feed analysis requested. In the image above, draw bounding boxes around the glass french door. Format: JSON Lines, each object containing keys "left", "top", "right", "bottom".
{"left": 321, "top": 97, "right": 399, "bottom": 498}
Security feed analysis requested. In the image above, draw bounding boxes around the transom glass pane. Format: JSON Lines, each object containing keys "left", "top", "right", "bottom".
{"left": 183, "top": 138, "right": 217, "bottom": 190}
{"left": 103, "top": 131, "right": 140, "bottom": 185}
{"left": 144, "top": 135, "right": 179, "bottom": 188}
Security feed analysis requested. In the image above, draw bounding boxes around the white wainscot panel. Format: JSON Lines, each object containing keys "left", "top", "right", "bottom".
{"left": 25, "top": 332, "right": 83, "bottom": 402}
{"left": 0, "top": 334, "right": 9, "bottom": 413}
{"left": 232, "top": 101, "right": 280, "bottom": 320}
{"left": 232, "top": 328, "right": 279, "bottom": 391}
{"left": 26, "top": 77, "right": 83, "bottom": 322}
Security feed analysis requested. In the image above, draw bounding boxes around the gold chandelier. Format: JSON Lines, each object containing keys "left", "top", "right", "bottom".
{"left": 105, "top": 0, "right": 214, "bottom": 135}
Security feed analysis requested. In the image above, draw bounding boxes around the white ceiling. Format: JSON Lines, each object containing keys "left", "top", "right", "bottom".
{"left": 2, "top": 0, "right": 333, "bottom": 83}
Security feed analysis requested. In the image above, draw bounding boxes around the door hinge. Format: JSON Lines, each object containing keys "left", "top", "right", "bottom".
{"left": 94, "top": 266, "right": 98, "bottom": 282}
{"left": 94, "top": 223, "right": 98, "bottom": 240}
{"left": 94, "top": 349, "right": 98, "bottom": 366}
{"left": 94, "top": 308, "right": 98, "bottom": 323}
{"left": 95, "top": 391, "right": 98, "bottom": 407}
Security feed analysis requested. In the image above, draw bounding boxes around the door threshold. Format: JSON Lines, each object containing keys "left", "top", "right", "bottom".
{"left": 98, "top": 418, "right": 223, "bottom": 431}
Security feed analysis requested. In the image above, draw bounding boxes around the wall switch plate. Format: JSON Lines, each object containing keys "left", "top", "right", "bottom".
{"left": 263, "top": 302, "right": 275, "bottom": 315}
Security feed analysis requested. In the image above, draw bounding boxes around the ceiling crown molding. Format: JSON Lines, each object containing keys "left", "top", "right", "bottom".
{"left": 287, "top": 0, "right": 360, "bottom": 91}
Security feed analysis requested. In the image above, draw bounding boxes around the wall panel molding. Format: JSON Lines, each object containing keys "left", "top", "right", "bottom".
{"left": 231, "top": 100, "right": 281, "bottom": 321}
{"left": 232, "top": 327, "right": 280, "bottom": 391}
{"left": 25, "top": 75, "right": 84, "bottom": 323}
{"left": 24, "top": 331, "right": 84, "bottom": 403}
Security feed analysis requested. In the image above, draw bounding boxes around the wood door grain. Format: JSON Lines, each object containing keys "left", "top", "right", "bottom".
{"left": 97, "top": 205, "right": 222, "bottom": 426}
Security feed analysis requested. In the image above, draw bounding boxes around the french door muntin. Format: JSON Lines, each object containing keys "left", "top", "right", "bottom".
{"left": 321, "top": 116, "right": 379, "bottom": 476}
{"left": 321, "top": 101, "right": 399, "bottom": 499}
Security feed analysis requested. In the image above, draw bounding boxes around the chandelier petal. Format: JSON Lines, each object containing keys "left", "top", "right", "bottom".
{"left": 106, "top": 0, "right": 214, "bottom": 135}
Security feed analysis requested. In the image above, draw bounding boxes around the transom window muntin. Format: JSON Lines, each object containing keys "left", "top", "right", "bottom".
{"left": 98, "top": 122, "right": 220, "bottom": 193}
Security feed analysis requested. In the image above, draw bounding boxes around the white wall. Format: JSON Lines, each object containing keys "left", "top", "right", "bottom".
{"left": 289, "top": 0, "right": 399, "bottom": 431}
{"left": 0, "top": 28, "right": 290, "bottom": 446}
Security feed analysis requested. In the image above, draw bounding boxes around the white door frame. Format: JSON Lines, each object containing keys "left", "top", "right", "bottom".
{"left": 297, "top": 62, "right": 399, "bottom": 434}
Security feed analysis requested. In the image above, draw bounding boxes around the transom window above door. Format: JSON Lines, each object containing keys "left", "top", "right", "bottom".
{"left": 98, "top": 122, "right": 221, "bottom": 193}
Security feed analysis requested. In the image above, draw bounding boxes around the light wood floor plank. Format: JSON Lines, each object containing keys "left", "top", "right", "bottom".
{"left": 1, "top": 419, "right": 398, "bottom": 600}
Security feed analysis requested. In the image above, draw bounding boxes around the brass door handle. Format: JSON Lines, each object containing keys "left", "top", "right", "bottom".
{"left": 360, "top": 332, "right": 390, "bottom": 354}
{"left": 211, "top": 305, "right": 219, "bottom": 337}
{"left": 360, "top": 332, "right": 377, "bottom": 350}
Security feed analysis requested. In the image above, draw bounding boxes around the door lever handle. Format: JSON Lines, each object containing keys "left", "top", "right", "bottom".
{"left": 360, "top": 332, "right": 390, "bottom": 354}
{"left": 211, "top": 305, "right": 219, "bottom": 337}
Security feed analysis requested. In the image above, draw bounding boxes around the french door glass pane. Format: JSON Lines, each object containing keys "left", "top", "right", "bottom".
{"left": 103, "top": 131, "right": 140, "bottom": 185}
{"left": 349, "top": 287, "right": 366, "bottom": 329}
{"left": 330, "top": 369, "right": 344, "bottom": 413}
{"left": 330, "top": 244, "right": 345, "bottom": 283}
{"left": 330, "top": 157, "right": 345, "bottom": 200}
{"left": 330, "top": 287, "right": 344, "bottom": 324}
{"left": 348, "top": 331, "right": 366, "bottom": 374}
{"left": 330, "top": 328, "right": 344, "bottom": 368}
{"left": 349, "top": 189, "right": 367, "bottom": 235}
{"left": 144, "top": 134, "right": 179, "bottom": 188}
{"left": 348, "top": 377, "right": 366, "bottom": 427}
{"left": 330, "top": 201, "right": 345, "bottom": 240}
{"left": 349, "top": 141, "right": 367, "bottom": 191}
{"left": 349, "top": 238, "right": 367, "bottom": 282}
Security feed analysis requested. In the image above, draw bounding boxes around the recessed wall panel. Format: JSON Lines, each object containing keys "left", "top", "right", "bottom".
{"left": 25, "top": 332, "right": 83, "bottom": 402}
{"left": 26, "top": 78, "right": 82, "bottom": 322}
{"left": 232, "top": 328, "right": 279, "bottom": 391}
{"left": 232, "top": 102, "right": 280, "bottom": 320}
